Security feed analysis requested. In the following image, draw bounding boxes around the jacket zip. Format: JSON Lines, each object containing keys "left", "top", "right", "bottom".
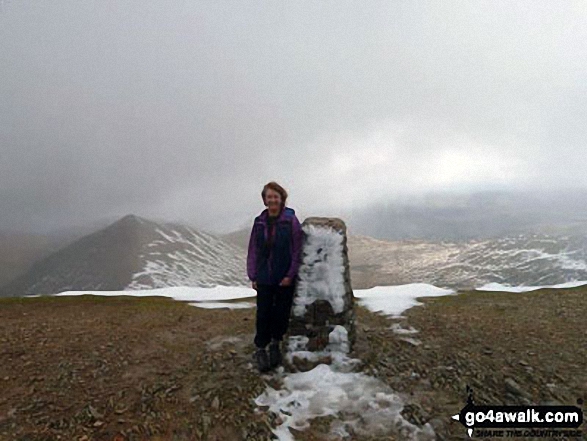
{"left": 268, "top": 249, "right": 272, "bottom": 282}
{"left": 288, "top": 219, "right": 293, "bottom": 280}
{"left": 268, "top": 222, "right": 275, "bottom": 282}
{"left": 266, "top": 219, "right": 273, "bottom": 283}
{"left": 265, "top": 209, "right": 281, "bottom": 283}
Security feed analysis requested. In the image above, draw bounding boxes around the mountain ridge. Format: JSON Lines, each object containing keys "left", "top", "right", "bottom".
{"left": 3, "top": 213, "right": 587, "bottom": 297}
{"left": 0, "top": 214, "right": 248, "bottom": 297}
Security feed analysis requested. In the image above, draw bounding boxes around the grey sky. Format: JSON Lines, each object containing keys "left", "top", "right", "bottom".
{"left": 1, "top": 1, "right": 586, "bottom": 234}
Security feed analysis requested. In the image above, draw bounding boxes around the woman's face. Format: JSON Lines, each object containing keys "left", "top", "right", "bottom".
{"left": 264, "top": 188, "right": 282, "bottom": 211}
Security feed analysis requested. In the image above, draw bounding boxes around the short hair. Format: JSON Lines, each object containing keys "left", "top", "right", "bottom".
{"left": 262, "top": 181, "right": 288, "bottom": 207}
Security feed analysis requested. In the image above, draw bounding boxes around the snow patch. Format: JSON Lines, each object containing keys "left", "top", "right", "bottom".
{"left": 389, "top": 323, "right": 419, "bottom": 335}
{"left": 189, "top": 301, "right": 254, "bottom": 309}
{"left": 206, "top": 335, "right": 243, "bottom": 350}
{"left": 398, "top": 337, "right": 422, "bottom": 346}
{"left": 255, "top": 362, "right": 435, "bottom": 441}
{"left": 354, "top": 283, "right": 455, "bottom": 317}
{"left": 476, "top": 280, "right": 587, "bottom": 292}
{"left": 55, "top": 285, "right": 255, "bottom": 302}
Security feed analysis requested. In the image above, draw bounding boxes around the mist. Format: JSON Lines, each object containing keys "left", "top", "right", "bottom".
{"left": 1, "top": 1, "right": 586, "bottom": 235}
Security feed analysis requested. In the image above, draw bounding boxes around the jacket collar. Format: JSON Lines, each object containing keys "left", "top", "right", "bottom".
{"left": 261, "top": 206, "right": 292, "bottom": 221}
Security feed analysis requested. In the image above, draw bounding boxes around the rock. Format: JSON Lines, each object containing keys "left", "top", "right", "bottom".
{"left": 88, "top": 404, "right": 102, "bottom": 420}
{"left": 419, "top": 379, "right": 432, "bottom": 389}
{"left": 428, "top": 417, "right": 445, "bottom": 432}
{"left": 504, "top": 378, "right": 530, "bottom": 398}
{"left": 540, "top": 399, "right": 562, "bottom": 406}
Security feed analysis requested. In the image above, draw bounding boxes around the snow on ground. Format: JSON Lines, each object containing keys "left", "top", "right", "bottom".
{"left": 255, "top": 224, "right": 447, "bottom": 440}
{"left": 389, "top": 323, "right": 419, "bottom": 335}
{"left": 353, "top": 283, "right": 456, "bottom": 317}
{"left": 50, "top": 224, "right": 454, "bottom": 440}
{"left": 50, "top": 259, "right": 587, "bottom": 439}
{"left": 255, "top": 283, "right": 453, "bottom": 440}
{"left": 189, "top": 301, "right": 254, "bottom": 309}
{"left": 256, "top": 364, "right": 435, "bottom": 441}
{"left": 55, "top": 285, "right": 255, "bottom": 309}
{"left": 476, "top": 280, "right": 587, "bottom": 292}
{"left": 256, "top": 326, "right": 436, "bottom": 441}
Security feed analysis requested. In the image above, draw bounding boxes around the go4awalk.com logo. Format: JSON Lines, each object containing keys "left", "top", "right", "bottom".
{"left": 452, "top": 386, "right": 584, "bottom": 438}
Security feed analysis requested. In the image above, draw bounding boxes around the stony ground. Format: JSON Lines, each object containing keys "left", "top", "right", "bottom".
{"left": 356, "top": 286, "right": 587, "bottom": 440}
{"left": 0, "top": 287, "right": 585, "bottom": 441}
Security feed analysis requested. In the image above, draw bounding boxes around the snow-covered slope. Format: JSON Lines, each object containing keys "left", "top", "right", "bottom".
{"left": 224, "top": 226, "right": 587, "bottom": 289}
{"left": 127, "top": 221, "right": 247, "bottom": 289}
{"left": 0, "top": 215, "right": 248, "bottom": 297}
{"left": 5, "top": 214, "right": 587, "bottom": 296}
{"left": 347, "top": 233, "right": 587, "bottom": 289}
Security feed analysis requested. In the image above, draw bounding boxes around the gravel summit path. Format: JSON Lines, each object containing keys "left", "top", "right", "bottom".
{"left": 1, "top": 286, "right": 585, "bottom": 440}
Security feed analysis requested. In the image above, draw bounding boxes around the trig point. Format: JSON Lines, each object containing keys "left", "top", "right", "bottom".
{"left": 285, "top": 217, "right": 356, "bottom": 372}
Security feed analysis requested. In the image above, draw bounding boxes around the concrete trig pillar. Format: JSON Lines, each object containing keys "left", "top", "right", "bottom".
{"left": 285, "top": 217, "right": 356, "bottom": 372}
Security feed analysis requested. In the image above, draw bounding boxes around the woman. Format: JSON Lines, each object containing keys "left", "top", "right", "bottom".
{"left": 247, "top": 181, "right": 303, "bottom": 373}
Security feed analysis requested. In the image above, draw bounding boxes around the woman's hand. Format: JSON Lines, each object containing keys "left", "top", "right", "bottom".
{"left": 279, "top": 277, "right": 292, "bottom": 287}
{"left": 252, "top": 281, "right": 257, "bottom": 291}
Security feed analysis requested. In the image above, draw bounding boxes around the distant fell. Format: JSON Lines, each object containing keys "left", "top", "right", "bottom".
{"left": 0, "top": 214, "right": 248, "bottom": 297}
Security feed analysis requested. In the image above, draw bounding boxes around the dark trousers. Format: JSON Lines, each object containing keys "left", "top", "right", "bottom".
{"left": 254, "top": 283, "right": 295, "bottom": 349}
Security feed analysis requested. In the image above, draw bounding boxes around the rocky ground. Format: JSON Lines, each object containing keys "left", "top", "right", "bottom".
{"left": 357, "top": 286, "right": 587, "bottom": 440}
{"left": 0, "top": 287, "right": 585, "bottom": 441}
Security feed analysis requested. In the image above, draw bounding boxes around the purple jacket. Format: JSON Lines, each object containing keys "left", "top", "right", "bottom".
{"left": 247, "top": 206, "right": 303, "bottom": 285}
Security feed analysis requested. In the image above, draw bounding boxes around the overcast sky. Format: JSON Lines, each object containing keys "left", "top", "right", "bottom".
{"left": 1, "top": 1, "right": 586, "bottom": 234}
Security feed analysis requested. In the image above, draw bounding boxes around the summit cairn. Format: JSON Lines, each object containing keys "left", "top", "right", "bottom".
{"left": 285, "top": 217, "right": 357, "bottom": 372}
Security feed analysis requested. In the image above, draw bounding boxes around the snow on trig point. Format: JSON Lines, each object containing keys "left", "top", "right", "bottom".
{"left": 285, "top": 217, "right": 357, "bottom": 372}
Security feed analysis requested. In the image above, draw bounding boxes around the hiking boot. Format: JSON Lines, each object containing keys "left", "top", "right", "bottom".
{"left": 269, "top": 341, "right": 282, "bottom": 368}
{"left": 254, "top": 348, "right": 270, "bottom": 373}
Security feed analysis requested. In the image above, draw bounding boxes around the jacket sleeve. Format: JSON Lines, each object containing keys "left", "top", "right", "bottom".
{"left": 247, "top": 223, "right": 257, "bottom": 282}
{"left": 286, "top": 215, "right": 303, "bottom": 280}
